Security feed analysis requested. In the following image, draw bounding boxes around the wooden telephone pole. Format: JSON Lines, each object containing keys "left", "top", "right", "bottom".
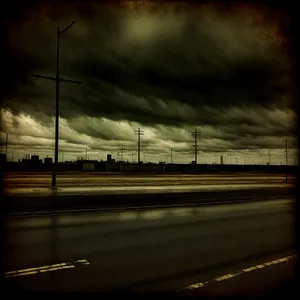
{"left": 285, "top": 137, "right": 288, "bottom": 183}
{"left": 31, "top": 21, "right": 82, "bottom": 187}
{"left": 170, "top": 147, "right": 175, "bottom": 164}
{"left": 134, "top": 128, "right": 144, "bottom": 163}
{"left": 192, "top": 129, "right": 201, "bottom": 164}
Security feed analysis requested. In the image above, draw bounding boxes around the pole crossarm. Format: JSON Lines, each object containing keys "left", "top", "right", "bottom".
{"left": 31, "top": 74, "right": 82, "bottom": 84}
{"left": 58, "top": 21, "right": 76, "bottom": 37}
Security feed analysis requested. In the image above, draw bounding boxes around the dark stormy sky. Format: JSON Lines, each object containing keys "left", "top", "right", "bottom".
{"left": 1, "top": 1, "right": 297, "bottom": 164}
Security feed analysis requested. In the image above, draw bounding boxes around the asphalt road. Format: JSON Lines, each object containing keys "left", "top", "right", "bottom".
{"left": 4, "top": 173, "right": 295, "bottom": 188}
{"left": 4, "top": 184, "right": 295, "bottom": 213}
{"left": 3, "top": 198, "right": 296, "bottom": 293}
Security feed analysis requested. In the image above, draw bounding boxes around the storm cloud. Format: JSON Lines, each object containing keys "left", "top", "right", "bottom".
{"left": 1, "top": 1, "right": 297, "bottom": 163}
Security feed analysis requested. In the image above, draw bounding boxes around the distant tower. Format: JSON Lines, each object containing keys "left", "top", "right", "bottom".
{"left": 220, "top": 155, "right": 224, "bottom": 165}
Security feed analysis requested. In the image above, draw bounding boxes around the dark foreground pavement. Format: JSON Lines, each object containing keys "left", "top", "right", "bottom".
{"left": 3, "top": 197, "right": 296, "bottom": 293}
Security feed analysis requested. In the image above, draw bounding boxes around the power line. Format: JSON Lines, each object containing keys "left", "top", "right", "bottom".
{"left": 134, "top": 128, "right": 144, "bottom": 164}
{"left": 191, "top": 129, "right": 201, "bottom": 164}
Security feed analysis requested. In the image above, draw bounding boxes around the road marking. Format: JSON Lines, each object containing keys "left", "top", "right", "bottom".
{"left": 184, "top": 254, "right": 297, "bottom": 291}
{"left": 215, "top": 273, "right": 235, "bottom": 281}
{"left": 4, "top": 258, "right": 89, "bottom": 278}
{"left": 74, "top": 259, "right": 90, "bottom": 265}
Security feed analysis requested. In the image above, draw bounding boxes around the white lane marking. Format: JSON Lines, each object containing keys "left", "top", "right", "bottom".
{"left": 4, "top": 258, "right": 89, "bottom": 278}
{"left": 75, "top": 259, "right": 90, "bottom": 265}
{"left": 184, "top": 254, "right": 297, "bottom": 290}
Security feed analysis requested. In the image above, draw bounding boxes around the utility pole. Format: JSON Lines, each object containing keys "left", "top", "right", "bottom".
{"left": 5, "top": 133, "right": 8, "bottom": 156}
{"left": 285, "top": 136, "right": 288, "bottom": 182}
{"left": 117, "top": 141, "right": 120, "bottom": 161}
{"left": 143, "top": 152, "right": 146, "bottom": 163}
{"left": 119, "top": 145, "right": 125, "bottom": 161}
{"left": 170, "top": 147, "right": 175, "bottom": 164}
{"left": 285, "top": 137, "right": 288, "bottom": 165}
{"left": 134, "top": 128, "right": 144, "bottom": 163}
{"left": 31, "top": 21, "right": 82, "bottom": 188}
{"left": 191, "top": 129, "right": 201, "bottom": 164}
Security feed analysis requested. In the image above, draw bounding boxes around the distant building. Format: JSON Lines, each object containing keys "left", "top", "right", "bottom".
{"left": 107, "top": 154, "right": 112, "bottom": 162}
{"left": 21, "top": 154, "right": 42, "bottom": 165}
{"left": 220, "top": 155, "right": 224, "bottom": 165}
{"left": 44, "top": 157, "right": 53, "bottom": 164}
{"left": 83, "top": 162, "right": 95, "bottom": 171}
{"left": 22, "top": 159, "right": 31, "bottom": 163}
{"left": 31, "top": 155, "right": 39, "bottom": 161}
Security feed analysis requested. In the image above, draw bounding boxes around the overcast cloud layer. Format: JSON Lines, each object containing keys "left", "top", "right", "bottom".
{"left": 1, "top": 1, "right": 297, "bottom": 164}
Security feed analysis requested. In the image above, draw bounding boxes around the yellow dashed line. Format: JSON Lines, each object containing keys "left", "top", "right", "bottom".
{"left": 20, "top": 271, "right": 38, "bottom": 276}
{"left": 243, "top": 266, "right": 257, "bottom": 272}
{"left": 186, "top": 282, "right": 208, "bottom": 289}
{"left": 255, "top": 264, "right": 265, "bottom": 269}
{"left": 63, "top": 265, "right": 75, "bottom": 269}
{"left": 18, "top": 267, "right": 40, "bottom": 273}
{"left": 215, "top": 273, "right": 234, "bottom": 281}
{"left": 184, "top": 254, "right": 297, "bottom": 291}
{"left": 264, "top": 261, "right": 277, "bottom": 266}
